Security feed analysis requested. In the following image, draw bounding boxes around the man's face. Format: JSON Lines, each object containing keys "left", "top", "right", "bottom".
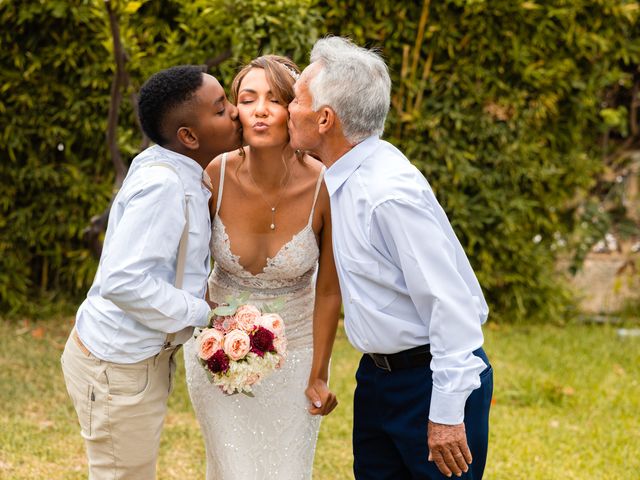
{"left": 288, "top": 63, "right": 322, "bottom": 153}
{"left": 191, "top": 74, "right": 242, "bottom": 159}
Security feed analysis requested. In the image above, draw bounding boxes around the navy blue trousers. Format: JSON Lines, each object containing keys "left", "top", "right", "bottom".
{"left": 353, "top": 348, "right": 493, "bottom": 480}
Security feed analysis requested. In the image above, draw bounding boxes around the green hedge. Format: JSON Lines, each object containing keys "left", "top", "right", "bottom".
{"left": 0, "top": 0, "right": 321, "bottom": 315}
{"left": 1, "top": 0, "right": 638, "bottom": 321}
{"left": 318, "top": 0, "right": 640, "bottom": 321}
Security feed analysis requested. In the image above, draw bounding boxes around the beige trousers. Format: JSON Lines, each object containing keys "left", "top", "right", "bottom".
{"left": 61, "top": 331, "right": 178, "bottom": 480}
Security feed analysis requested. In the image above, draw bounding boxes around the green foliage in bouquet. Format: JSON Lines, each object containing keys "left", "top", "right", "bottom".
{"left": 209, "top": 294, "right": 284, "bottom": 319}
{"left": 210, "top": 293, "right": 252, "bottom": 318}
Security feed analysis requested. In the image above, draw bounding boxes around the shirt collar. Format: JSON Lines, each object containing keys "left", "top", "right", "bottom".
{"left": 324, "top": 135, "right": 380, "bottom": 196}
{"left": 152, "top": 145, "right": 205, "bottom": 186}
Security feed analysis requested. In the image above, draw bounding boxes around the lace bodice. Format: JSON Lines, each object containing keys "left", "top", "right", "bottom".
{"left": 210, "top": 215, "right": 319, "bottom": 293}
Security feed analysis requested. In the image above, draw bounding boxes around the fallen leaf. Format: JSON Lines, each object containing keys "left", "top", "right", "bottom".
{"left": 613, "top": 364, "right": 626, "bottom": 376}
{"left": 31, "top": 327, "right": 45, "bottom": 339}
{"left": 562, "top": 386, "right": 575, "bottom": 396}
{"left": 39, "top": 420, "right": 54, "bottom": 430}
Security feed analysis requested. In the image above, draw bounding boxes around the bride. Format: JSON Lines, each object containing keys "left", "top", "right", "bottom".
{"left": 183, "top": 55, "right": 342, "bottom": 478}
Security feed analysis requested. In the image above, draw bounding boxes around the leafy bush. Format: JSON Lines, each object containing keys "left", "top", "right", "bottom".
{"left": 1, "top": 0, "right": 638, "bottom": 323}
{"left": 0, "top": 0, "right": 320, "bottom": 315}
{"left": 317, "top": 0, "right": 640, "bottom": 322}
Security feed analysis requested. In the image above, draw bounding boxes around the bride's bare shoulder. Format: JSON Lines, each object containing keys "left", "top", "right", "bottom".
{"left": 205, "top": 150, "right": 243, "bottom": 200}
{"left": 206, "top": 150, "right": 241, "bottom": 176}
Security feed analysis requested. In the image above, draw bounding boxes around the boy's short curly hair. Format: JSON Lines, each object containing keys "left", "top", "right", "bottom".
{"left": 138, "top": 65, "right": 207, "bottom": 146}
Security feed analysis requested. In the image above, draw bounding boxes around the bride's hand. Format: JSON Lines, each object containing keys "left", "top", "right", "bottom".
{"left": 305, "top": 378, "right": 338, "bottom": 416}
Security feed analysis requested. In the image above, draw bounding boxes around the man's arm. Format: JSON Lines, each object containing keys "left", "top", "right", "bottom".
{"left": 370, "top": 198, "right": 487, "bottom": 477}
{"left": 100, "top": 167, "right": 209, "bottom": 332}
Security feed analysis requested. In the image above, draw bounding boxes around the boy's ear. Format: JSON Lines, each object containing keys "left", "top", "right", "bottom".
{"left": 177, "top": 126, "right": 199, "bottom": 150}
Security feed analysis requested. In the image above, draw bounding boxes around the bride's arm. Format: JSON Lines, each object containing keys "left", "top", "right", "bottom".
{"left": 306, "top": 186, "right": 342, "bottom": 416}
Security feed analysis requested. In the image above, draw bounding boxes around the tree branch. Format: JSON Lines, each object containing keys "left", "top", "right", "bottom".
{"left": 84, "top": 0, "right": 130, "bottom": 257}
{"left": 205, "top": 49, "right": 233, "bottom": 69}
{"left": 105, "top": 0, "right": 128, "bottom": 187}
{"left": 629, "top": 79, "right": 639, "bottom": 138}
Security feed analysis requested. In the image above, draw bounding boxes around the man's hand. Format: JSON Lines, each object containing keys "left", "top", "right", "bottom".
{"left": 305, "top": 378, "right": 338, "bottom": 416}
{"left": 427, "top": 420, "right": 472, "bottom": 478}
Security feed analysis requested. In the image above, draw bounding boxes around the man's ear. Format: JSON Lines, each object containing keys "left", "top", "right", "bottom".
{"left": 318, "top": 107, "right": 336, "bottom": 134}
{"left": 177, "top": 126, "right": 199, "bottom": 151}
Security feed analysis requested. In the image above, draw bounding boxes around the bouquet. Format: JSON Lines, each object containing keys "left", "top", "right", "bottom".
{"left": 195, "top": 296, "right": 287, "bottom": 396}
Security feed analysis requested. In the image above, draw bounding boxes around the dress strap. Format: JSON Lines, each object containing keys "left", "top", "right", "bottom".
{"left": 215, "top": 152, "right": 227, "bottom": 217}
{"left": 308, "top": 166, "right": 326, "bottom": 226}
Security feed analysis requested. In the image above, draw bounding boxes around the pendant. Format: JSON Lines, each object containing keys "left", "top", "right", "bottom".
{"left": 270, "top": 223, "right": 275, "bottom": 230}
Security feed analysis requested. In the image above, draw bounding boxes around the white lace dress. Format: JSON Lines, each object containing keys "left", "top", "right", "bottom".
{"left": 184, "top": 155, "right": 325, "bottom": 479}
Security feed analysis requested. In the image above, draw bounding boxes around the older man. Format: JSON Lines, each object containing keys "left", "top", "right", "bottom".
{"left": 290, "top": 37, "right": 493, "bottom": 479}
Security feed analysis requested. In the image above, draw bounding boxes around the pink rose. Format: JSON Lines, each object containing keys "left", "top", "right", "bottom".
{"left": 223, "top": 329, "right": 251, "bottom": 361}
{"left": 246, "top": 373, "right": 260, "bottom": 386}
{"left": 197, "top": 329, "right": 225, "bottom": 360}
{"left": 212, "top": 315, "right": 236, "bottom": 333}
{"left": 259, "top": 313, "right": 285, "bottom": 336}
{"left": 273, "top": 335, "right": 287, "bottom": 356}
{"left": 234, "top": 305, "right": 262, "bottom": 332}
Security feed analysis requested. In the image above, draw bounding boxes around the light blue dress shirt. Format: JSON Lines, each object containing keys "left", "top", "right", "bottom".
{"left": 325, "top": 136, "right": 489, "bottom": 424}
{"left": 76, "top": 145, "right": 212, "bottom": 363}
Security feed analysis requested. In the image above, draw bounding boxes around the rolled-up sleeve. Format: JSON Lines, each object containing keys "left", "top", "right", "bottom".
{"left": 370, "top": 198, "right": 487, "bottom": 424}
{"left": 99, "top": 168, "right": 209, "bottom": 332}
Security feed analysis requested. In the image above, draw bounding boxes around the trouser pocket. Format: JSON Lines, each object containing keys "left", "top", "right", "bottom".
{"left": 104, "top": 362, "right": 149, "bottom": 397}
{"left": 61, "top": 339, "right": 95, "bottom": 437}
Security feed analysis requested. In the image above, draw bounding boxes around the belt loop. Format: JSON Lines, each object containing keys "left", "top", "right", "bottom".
{"left": 369, "top": 353, "right": 392, "bottom": 372}
{"left": 379, "top": 355, "right": 391, "bottom": 372}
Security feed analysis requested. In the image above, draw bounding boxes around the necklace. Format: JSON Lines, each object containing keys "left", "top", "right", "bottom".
{"left": 247, "top": 164, "right": 293, "bottom": 231}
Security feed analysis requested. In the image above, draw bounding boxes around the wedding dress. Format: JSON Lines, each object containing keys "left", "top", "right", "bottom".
{"left": 184, "top": 153, "right": 325, "bottom": 479}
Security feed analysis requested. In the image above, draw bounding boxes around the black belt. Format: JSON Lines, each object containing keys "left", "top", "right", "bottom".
{"left": 368, "top": 345, "right": 431, "bottom": 372}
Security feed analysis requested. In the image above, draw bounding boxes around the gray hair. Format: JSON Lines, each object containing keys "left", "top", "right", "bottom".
{"left": 309, "top": 36, "right": 391, "bottom": 144}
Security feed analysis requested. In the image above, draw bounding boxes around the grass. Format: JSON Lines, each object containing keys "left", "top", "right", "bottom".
{"left": 0, "top": 317, "right": 639, "bottom": 479}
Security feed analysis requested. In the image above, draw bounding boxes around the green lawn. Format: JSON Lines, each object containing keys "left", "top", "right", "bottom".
{"left": 0, "top": 317, "right": 638, "bottom": 479}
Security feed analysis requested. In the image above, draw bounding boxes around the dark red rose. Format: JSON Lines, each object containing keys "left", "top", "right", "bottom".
{"left": 250, "top": 326, "right": 275, "bottom": 357}
{"left": 206, "top": 349, "right": 230, "bottom": 373}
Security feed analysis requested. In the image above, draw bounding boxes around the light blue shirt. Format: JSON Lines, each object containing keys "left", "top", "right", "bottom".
{"left": 325, "top": 136, "right": 489, "bottom": 424}
{"left": 76, "top": 145, "right": 212, "bottom": 363}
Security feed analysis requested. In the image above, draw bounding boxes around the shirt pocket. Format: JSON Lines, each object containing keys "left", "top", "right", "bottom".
{"left": 339, "top": 252, "right": 397, "bottom": 309}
